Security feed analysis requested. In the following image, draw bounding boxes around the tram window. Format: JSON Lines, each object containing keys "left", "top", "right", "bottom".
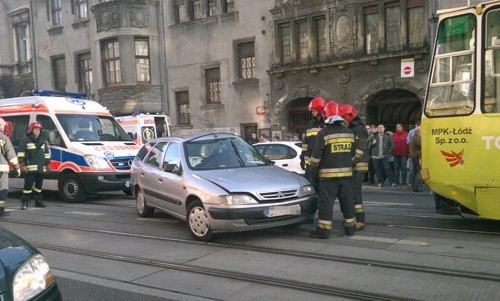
{"left": 483, "top": 9, "right": 500, "bottom": 113}
{"left": 426, "top": 14, "right": 475, "bottom": 117}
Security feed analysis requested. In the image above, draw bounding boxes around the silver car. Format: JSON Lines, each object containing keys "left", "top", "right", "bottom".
{"left": 130, "top": 133, "right": 317, "bottom": 241}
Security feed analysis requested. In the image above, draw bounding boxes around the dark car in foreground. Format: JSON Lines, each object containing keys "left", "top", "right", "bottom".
{"left": 0, "top": 226, "right": 62, "bottom": 301}
{"left": 130, "top": 133, "right": 317, "bottom": 241}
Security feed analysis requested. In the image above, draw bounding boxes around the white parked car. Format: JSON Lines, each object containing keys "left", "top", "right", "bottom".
{"left": 253, "top": 141, "right": 304, "bottom": 175}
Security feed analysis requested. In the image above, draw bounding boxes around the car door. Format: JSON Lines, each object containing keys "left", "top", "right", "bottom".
{"left": 140, "top": 142, "right": 168, "bottom": 208}
{"left": 157, "top": 142, "right": 186, "bottom": 217}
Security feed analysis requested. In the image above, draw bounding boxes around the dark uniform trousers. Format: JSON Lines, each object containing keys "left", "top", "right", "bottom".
{"left": 351, "top": 172, "right": 366, "bottom": 227}
{"left": 318, "top": 177, "right": 355, "bottom": 223}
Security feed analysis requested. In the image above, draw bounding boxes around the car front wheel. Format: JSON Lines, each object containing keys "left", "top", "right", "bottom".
{"left": 136, "top": 189, "right": 154, "bottom": 217}
{"left": 187, "top": 200, "right": 213, "bottom": 241}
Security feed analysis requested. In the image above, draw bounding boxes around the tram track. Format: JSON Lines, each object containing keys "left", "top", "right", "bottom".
{"left": 3, "top": 218, "right": 500, "bottom": 283}
{"left": 33, "top": 242, "right": 413, "bottom": 301}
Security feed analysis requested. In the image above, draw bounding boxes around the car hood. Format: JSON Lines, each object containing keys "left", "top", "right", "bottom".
{"left": 194, "top": 165, "right": 308, "bottom": 192}
{"left": 0, "top": 227, "right": 39, "bottom": 295}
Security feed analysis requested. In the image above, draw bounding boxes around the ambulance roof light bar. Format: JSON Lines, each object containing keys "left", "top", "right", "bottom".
{"left": 32, "top": 89, "right": 87, "bottom": 99}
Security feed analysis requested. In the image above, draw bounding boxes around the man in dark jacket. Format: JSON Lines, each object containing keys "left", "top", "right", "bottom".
{"left": 301, "top": 97, "right": 326, "bottom": 183}
{"left": 340, "top": 105, "right": 369, "bottom": 231}
{"left": 0, "top": 117, "right": 21, "bottom": 216}
{"left": 309, "top": 102, "right": 356, "bottom": 239}
{"left": 369, "top": 124, "right": 397, "bottom": 187}
{"left": 18, "top": 121, "right": 51, "bottom": 210}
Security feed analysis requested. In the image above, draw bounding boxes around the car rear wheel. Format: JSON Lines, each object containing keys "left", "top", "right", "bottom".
{"left": 187, "top": 200, "right": 213, "bottom": 241}
{"left": 136, "top": 189, "right": 154, "bottom": 217}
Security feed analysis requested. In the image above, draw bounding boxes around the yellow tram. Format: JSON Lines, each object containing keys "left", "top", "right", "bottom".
{"left": 421, "top": 1, "right": 500, "bottom": 220}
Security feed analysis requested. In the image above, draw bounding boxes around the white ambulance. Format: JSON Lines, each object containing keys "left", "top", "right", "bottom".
{"left": 0, "top": 90, "right": 140, "bottom": 202}
{"left": 115, "top": 113, "right": 171, "bottom": 146}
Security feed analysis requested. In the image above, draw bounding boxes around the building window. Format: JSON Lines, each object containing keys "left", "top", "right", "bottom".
{"left": 175, "top": 1, "right": 187, "bottom": 23}
{"left": 189, "top": 0, "right": 202, "bottom": 20}
{"left": 205, "top": 67, "right": 221, "bottom": 104}
{"left": 297, "top": 20, "right": 309, "bottom": 64}
{"left": 408, "top": 0, "right": 425, "bottom": 48}
{"left": 14, "top": 23, "right": 31, "bottom": 63}
{"left": 364, "top": 6, "right": 379, "bottom": 54}
{"left": 75, "top": 0, "right": 88, "bottom": 19}
{"left": 103, "top": 40, "right": 121, "bottom": 85}
{"left": 238, "top": 41, "right": 255, "bottom": 80}
{"left": 135, "top": 39, "right": 150, "bottom": 82}
{"left": 315, "top": 17, "right": 327, "bottom": 62}
{"left": 77, "top": 53, "right": 92, "bottom": 97}
{"left": 222, "top": 0, "right": 234, "bottom": 13}
{"left": 175, "top": 91, "right": 190, "bottom": 125}
{"left": 52, "top": 56, "right": 67, "bottom": 92}
{"left": 279, "top": 23, "right": 292, "bottom": 64}
{"left": 208, "top": 0, "right": 217, "bottom": 17}
{"left": 52, "top": 0, "right": 62, "bottom": 26}
{"left": 385, "top": 2, "right": 402, "bottom": 51}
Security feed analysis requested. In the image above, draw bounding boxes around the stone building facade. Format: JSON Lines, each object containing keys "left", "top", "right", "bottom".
{"left": 0, "top": 0, "right": 489, "bottom": 139}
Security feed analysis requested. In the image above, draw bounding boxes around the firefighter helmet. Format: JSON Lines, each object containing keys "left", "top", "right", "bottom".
{"left": 308, "top": 97, "right": 326, "bottom": 112}
{"left": 0, "top": 117, "right": 5, "bottom": 132}
{"left": 323, "top": 101, "right": 345, "bottom": 123}
{"left": 28, "top": 121, "right": 43, "bottom": 133}
{"left": 340, "top": 104, "right": 358, "bottom": 122}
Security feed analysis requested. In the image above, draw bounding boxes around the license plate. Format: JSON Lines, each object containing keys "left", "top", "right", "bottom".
{"left": 125, "top": 180, "right": 130, "bottom": 188}
{"left": 265, "top": 204, "right": 301, "bottom": 217}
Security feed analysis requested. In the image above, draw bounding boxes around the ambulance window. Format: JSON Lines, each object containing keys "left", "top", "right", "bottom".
{"left": 37, "top": 115, "right": 62, "bottom": 146}
{"left": 1, "top": 115, "right": 29, "bottom": 147}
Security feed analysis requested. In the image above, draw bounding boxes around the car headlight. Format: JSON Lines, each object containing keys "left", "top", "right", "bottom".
{"left": 84, "top": 154, "right": 111, "bottom": 169}
{"left": 13, "top": 254, "right": 56, "bottom": 301}
{"left": 218, "top": 194, "right": 258, "bottom": 205}
{"left": 298, "top": 185, "right": 315, "bottom": 198}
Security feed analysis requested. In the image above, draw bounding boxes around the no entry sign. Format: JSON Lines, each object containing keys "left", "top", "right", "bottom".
{"left": 401, "top": 59, "right": 414, "bottom": 78}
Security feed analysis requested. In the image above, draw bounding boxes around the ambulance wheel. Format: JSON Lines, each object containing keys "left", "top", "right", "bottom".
{"left": 59, "top": 173, "right": 87, "bottom": 203}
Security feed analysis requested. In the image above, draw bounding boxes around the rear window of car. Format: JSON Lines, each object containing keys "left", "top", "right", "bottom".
{"left": 136, "top": 141, "right": 155, "bottom": 160}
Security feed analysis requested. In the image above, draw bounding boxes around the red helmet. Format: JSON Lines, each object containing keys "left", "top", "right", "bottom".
{"left": 340, "top": 104, "right": 358, "bottom": 122}
{"left": 323, "top": 101, "right": 340, "bottom": 119}
{"left": 28, "top": 121, "right": 43, "bottom": 133}
{"left": 308, "top": 97, "right": 326, "bottom": 112}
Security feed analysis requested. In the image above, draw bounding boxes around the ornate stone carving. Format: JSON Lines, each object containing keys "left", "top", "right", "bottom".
{"left": 338, "top": 72, "right": 350, "bottom": 84}
{"left": 130, "top": 6, "right": 149, "bottom": 28}
{"left": 416, "top": 60, "right": 428, "bottom": 74}
{"left": 331, "top": 4, "right": 357, "bottom": 58}
{"left": 274, "top": 80, "right": 283, "bottom": 90}
{"left": 96, "top": 7, "right": 120, "bottom": 32}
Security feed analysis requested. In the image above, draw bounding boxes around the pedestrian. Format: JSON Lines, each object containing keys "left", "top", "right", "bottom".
{"left": 309, "top": 101, "right": 356, "bottom": 238}
{"left": 0, "top": 118, "right": 21, "bottom": 217}
{"left": 300, "top": 96, "right": 326, "bottom": 182}
{"left": 293, "top": 132, "right": 300, "bottom": 141}
{"left": 340, "top": 104, "right": 369, "bottom": 231}
{"left": 409, "top": 127, "right": 423, "bottom": 192}
{"left": 272, "top": 135, "right": 280, "bottom": 142}
{"left": 259, "top": 133, "right": 269, "bottom": 142}
{"left": 406, "top": 121, "right": 421, "bottom": 186}
{"left": 369, "top": 124, "right": 397, "bottom": 187}
{"left": 248, "top": 132, "right": 259, "bottom": 144}
{"left": 392, "top": 123, "right": 409, "bottom": 185}
{"left": 367, "top": 124, "right": 377, "bottom": 184}
{"left": 18, "top": 121, "right": 51, "bottom": 210}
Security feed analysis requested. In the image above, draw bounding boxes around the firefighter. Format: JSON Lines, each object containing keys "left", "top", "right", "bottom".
{"left": 300, "top": 96, "right": 326, "bottom": 184}
{"left": 0, "top": 117, "right": 21, "bottom": 216}
{"left": 309, "top": 102, "right": 356, "bottom": 238}
{"left": 340, "top": 104, "right": 369, "bottom": 231}
{"left": 18, "top": 121, "right": 51, "bottom": 210}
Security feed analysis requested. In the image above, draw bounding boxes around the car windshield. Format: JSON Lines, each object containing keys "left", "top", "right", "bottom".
{"left": 185, "top": 136, "right": 270, "bottom": 170}
{"left": 57, "top": 114, "right": 132, "bottom": 142}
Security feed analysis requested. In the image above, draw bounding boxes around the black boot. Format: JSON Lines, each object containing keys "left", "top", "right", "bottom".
{"left": 344, "top": 221, "right": 356, "bottom": 236}
{"left": 309, "top": 227, "right": 331, "bottom": 239}
{"left": 21, "top": 195, "right": 30, "bottom": 210}
{"left": 34, "top": 193, "right": 47, "bottom": 208}
{"left": 0, "top": 200, "right": 9, "bottom": 217}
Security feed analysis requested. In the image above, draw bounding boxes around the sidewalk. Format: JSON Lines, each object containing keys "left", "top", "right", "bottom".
{"left": 362, "top": 181, "right": 432, "bottom": 195}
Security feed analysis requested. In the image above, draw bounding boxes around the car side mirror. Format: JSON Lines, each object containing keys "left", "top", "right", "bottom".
{"left": 163, "top": 163, "right": 181, "bottom": 175}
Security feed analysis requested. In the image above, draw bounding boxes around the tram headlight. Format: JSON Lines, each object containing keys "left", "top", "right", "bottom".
{"left": 13, "top": 254, "right": 56, "bottom": 301}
